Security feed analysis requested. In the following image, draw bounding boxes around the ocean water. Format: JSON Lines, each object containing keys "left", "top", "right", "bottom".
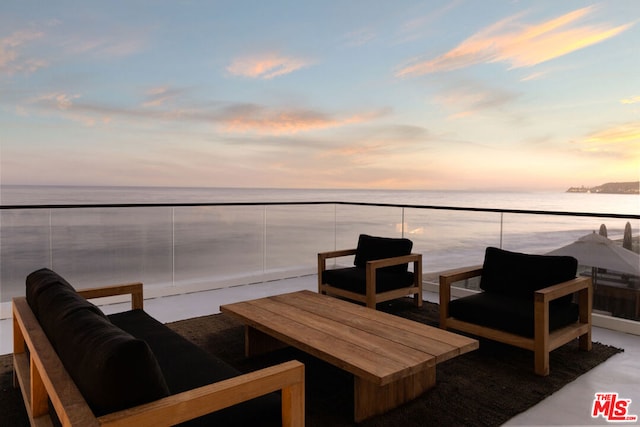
{"left": 1, "top": 185, "right": 638, "bottom": 303}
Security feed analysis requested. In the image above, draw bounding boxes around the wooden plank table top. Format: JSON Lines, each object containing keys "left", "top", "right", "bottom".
{"left": 221, "top": 290, "right": 478, "bottom": 421}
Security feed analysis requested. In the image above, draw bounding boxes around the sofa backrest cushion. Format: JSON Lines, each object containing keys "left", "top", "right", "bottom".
{"left": 26, "top": 268, "right": 77, "bottom": 319}
{"left": 25, "top": 268, "right": 170, "bottom": 416}
{"left": 353, "top": 234, "right": 413, "bottom": 274}
{"left": 480, "top": 247, "right": 578, "bottom": 301}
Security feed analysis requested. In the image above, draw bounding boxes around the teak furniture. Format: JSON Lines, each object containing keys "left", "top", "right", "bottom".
{"left": 13, "top": 268, "right": 305, "bottom": 426}
{"left": 318, "top": 234, "right": 423, "bottom": 308}
{"left": 221, "top": 290, "right": 478, "bottom": 422}
{"left": 439, "top": 247, "right": 592, "bottom": 376}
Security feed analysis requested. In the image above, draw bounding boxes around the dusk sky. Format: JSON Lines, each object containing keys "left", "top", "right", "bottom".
{"left": 1, "top": 1, "right": 638, "bottom": 191}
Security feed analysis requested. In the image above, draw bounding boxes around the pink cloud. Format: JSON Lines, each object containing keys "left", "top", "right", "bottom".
{"left": 396, "top": 6, "right": 633, "bottom": 77}
{"left": 227, "top": 53, "right": 311, "bottom": 79}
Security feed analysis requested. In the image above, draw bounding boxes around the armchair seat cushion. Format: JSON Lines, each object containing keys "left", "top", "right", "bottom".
{"left": 449, "top": 293, "right": 579, "bottom": 337}
{"left": 322, "top": 267, "right": 415, "bottom": 294}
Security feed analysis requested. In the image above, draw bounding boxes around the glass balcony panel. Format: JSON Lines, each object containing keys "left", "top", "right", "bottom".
{"left": 264, "top": 205, "right": 336, "bottom": 273}
{"left": 49, "top": 208, "right": 173, "bottom": 289}
{"left": 0, "top": 210, "right": 51, "bottom": 302}
{"left": 173, "top": 206, "right": 265, "bottom": 287}
{"left": 403, "top": 208, "right": 501, "bottom": 280}
{"left": 1, "top": 203, "right": 637, "bottom": 327}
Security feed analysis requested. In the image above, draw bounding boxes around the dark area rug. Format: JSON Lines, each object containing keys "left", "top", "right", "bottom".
{"left": 0, "top": 298, "right": 623, "bottom": 426}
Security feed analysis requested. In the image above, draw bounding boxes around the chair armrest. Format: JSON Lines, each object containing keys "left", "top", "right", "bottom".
{"left": 97, "top": 360, "right": 305, "bottom": 427}
{"left": 365, "top": 253, "right": 422, "bottom": 270}
{"left": 77, "top": 282, "right": 144, "bottom": 310}
{"left": 317, "top": 249, "right": 357, "bottom": 289}
{"left": 439, "top": 265, "right": 483, "bottom": 288}
{"left": 318, "top": 248, "right": 357, "bottom": 263}
{"left": 438, "top": 265, "right": 482, "bottom": 329}
{"left": 534, "top": 276, "right": 592, "bottom": 303}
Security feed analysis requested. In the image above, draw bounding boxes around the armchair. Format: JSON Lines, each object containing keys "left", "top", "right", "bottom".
{"left": 439, "top": 247, "right": 592, "bottom": 376}
{"left": 318, "top": 234, "right": 422, "bottom": 309}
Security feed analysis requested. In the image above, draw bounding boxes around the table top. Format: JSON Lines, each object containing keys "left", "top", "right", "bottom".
{"left": 220, "top": 290, "right": 478, "bottom": 385}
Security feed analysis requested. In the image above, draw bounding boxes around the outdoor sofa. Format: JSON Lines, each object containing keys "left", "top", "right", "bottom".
{"left": 13, "top": 268, "right": 304, "bottom": 426}
{"left": 439, "top": 247, "right": 592, "bottom": 376}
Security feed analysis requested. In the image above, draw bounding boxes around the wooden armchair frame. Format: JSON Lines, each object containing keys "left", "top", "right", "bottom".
{"left": 13, "top": 282, "right": 305, "bottom": 427}
{"left": 318, "top": 249, "right": 423, "bottom": 309}
{"left": 439, "top": 266, "right": 592, "bottom": 376}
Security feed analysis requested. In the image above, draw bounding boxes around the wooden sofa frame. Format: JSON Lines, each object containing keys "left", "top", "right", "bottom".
{"left": 439, "top": 266, "right": 592, "bottom": 376}
{"left": 318, "top": 249, "right": 423, "bottom": 309}
{"left": 13, "top": 282, "right": 305, "bottom": 427}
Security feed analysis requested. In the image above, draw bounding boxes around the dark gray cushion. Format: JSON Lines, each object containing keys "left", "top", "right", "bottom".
{"left": 26, "top": 268, "right": 77, "bottom": 319}
{"left": 480, "top": 247, "right": 578, "bottom": 302}
{"left": 24, "top": 268, "right": 170, "bottom": 417}
{"left": 110, "top": 310, "right": 281, "bottom": 427}
{"left": 323, "top": 267, "right": 415, "bottom": 294}
{"left": 353, "top": 234, "right": 413, "bottom": 274}
{"left": 449, "top": 292, "right": 579, "bottom": 337}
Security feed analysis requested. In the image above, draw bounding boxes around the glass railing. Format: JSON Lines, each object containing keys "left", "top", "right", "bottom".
{"left": 1, "top": 201, "right": 638, "bottom": 325}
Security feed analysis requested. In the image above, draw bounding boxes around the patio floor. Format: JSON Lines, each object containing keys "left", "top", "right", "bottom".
{"left": 2, "top": 274, "right": 638, "bottom": 425}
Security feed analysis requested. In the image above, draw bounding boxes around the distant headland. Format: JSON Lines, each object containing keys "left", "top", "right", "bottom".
{"left": 567, "top": 181, "right": 639, "bottom": 194}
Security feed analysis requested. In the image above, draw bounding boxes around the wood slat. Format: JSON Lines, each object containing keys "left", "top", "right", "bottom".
{"left": 270, "top": 292, "right": 460, "bottom": 362}
{"left": 248, "top": 297, "right": 432, "bottom": 367}
{"left": 281, "top": 291, "right": 479, "bottom": 359}
{"left": 223, "top": 301, "right": 420, "bottom": 384}
{"left": 222, "top": 291, "right": 479, "bottom": 384}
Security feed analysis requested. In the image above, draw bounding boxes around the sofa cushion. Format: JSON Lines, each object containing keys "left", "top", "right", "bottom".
{"left": 24, "top": 268, "right": 170, "bottom": 417}
{"left": 26, "top": 268, "right": 78, "bottom": 319}
{"left": 353, "top": 234, "right": 413, "bottom": 274}
{"left": 110, "top": 310, "right": 281, "bottom": 426}
{"left": 323, "top": 267, "right": 415, "bottom": 294}
{"left": 449, "top": 292, "right": 580, "bottom": 337}
{"left": 480, "top": 247, "right": 578, "bottom": 302}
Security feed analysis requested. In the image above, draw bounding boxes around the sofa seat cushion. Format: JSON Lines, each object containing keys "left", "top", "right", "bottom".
{"left": 323, "top": 267, "right": 415, "bottom": 294}
{"left": 353, "top": 234, "right": 413, "bottom": 274}
{"left": 109, "top": 310, "right": 281, "bottom": 427}
{"left": 480, "top": 247, "right": 578, "bottom": 304}
{"left": 448, "top": 293, "right": 579, "bottom": 337}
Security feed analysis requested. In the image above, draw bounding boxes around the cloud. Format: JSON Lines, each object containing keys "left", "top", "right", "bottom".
{"left": 142, "top": 86, "right": 188, "bottom": 108}
{"left": 396, "top": 6, "right": 634, "bottom": 77}
{"left": 341, "top": 28, "right": 376, "bottom": 47}
{"left": 579, "top": 122, "right": 640, "bottom": 158}
{"left": 433, "top": 82, "right": 519, "bottom": 119}
{"left": 218, "top": 104, "right": 389, "bottom": 134}
{"left": 621, "top": 96, "right": 640, "bottom": 105}
{"left": 227, "top": 53, "right": 312, "bottom": 79}
{"left": 0, "top": 30, "right": 47, "bottom": 75}
{"left": 22, "top": 86, "right": 388, "bottom": 135}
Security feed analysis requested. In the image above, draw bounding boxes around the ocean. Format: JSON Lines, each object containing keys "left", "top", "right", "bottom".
{"left": 1, "top": 185, "right": 638, "bottom": 303}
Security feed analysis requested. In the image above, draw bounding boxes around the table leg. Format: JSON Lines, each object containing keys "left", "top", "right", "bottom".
{"left": 245, "top": 325, "right": 288, "bottom": 357}
{"left": 354, "top": 367, "right": 436, "bottom": 422}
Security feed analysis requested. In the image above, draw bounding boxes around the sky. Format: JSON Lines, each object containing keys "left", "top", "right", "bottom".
{"left": 1, "top": 0, "right": 639, "bottom": 191}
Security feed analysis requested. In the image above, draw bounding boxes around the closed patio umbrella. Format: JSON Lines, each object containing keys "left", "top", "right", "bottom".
{"left": 546, "top": 232, "right": 640, "bottom": 285}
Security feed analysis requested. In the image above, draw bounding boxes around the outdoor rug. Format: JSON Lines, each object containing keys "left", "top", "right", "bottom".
{"left": 0, "top": 298, "right": 623, "bottom": 426}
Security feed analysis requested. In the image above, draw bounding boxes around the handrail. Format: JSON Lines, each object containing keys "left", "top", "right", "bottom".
{"left": 1, "top": 200, "right": 638, "bottom": 219}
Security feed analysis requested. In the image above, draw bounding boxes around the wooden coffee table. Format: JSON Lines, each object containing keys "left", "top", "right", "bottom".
{"left": 221, "top": 290, "right": 478, "bottom": 422}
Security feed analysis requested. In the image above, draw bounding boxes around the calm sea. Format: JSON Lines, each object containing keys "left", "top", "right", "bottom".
{"left": 1, "top": 185, "right": 638, "bottom": 302}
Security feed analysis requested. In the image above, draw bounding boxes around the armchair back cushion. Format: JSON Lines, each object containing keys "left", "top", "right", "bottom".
{"left": 480, "top": 247, "right": 578, "bottom": 303}
{"left": 353, "top": 234, "right": 413, "bottom": 274}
